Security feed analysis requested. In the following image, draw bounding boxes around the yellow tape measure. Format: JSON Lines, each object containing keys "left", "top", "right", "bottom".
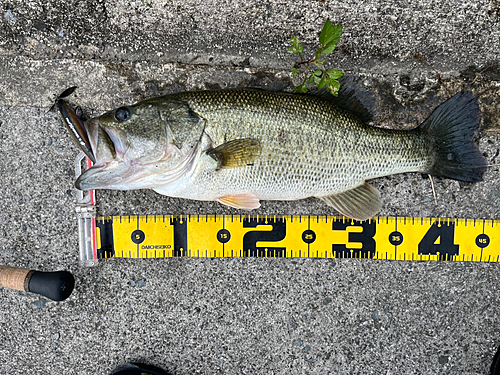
{"left": 93, "top": 215, "right": 500, "bottom": 262}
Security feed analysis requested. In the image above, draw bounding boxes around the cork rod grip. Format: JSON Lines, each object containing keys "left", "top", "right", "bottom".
{"left": 0, "top": 266, "right": 75, "bottom": 301}
{"left": 0, "top": 265, "right": 33, "bottom": 292}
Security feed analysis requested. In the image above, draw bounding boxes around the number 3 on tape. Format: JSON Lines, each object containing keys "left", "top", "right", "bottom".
{"left": 331, "top": 220, "right": 376, "bottom": 259}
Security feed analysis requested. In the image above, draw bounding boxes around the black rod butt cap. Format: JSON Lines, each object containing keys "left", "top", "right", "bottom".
{"left": 492, "top": 345, "right": 500, "bottom": 375}
{"left": 28, "top": 270, "right": 75, "bottom": 301}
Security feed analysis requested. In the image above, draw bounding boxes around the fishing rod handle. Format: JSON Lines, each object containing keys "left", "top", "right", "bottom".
{"left": 0, "top": 265, "right": 75, "bottom": 301}
{"left": 0, "top": 265, "right": 32, "bottom": 291}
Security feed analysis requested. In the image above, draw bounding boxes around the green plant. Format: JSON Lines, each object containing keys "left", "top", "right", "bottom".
{"left": 289, "top": 19, "right": 343, "bottom": 96}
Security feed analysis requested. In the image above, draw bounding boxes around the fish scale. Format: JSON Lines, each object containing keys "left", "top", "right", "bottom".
{"left": 170, "top": 90, "right": 430, "bottom": 200}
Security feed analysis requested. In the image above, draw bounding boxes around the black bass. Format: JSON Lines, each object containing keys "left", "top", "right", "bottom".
{"left": 62, "top": 80, "right": 486, "bottom": 221}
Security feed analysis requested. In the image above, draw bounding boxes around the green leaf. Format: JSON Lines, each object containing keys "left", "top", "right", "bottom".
{"left": 319, "top": 20, "right": 343, "bottom": 50}
{"left": 319, "top": 19, "right": 332, "bottom": 46}
{"left": 315, "top": 48, "right": 323, "bottom": 61}
{"left": 330, "top": 24, "right": 343, "bottom": 43}
{"left": 313, "top": 75, "right": 321, "bottom": 84}
{"left": 327, "top": 79, "right": 341, "bottom": 96}
{"left": 313, "top": 70, "right": 322, "bottom": 76}
{"left": 297, "top": 45, "right": 304, "bottom": 53}
{"left": 294, "top": 84, "right": 308, "bottom": 93}
{"left": 288, "top": 46, "right": 297, "bottom": 54}
{"left": 307, "top": 75, "right": 315, "bottom": 84}
{"left": 291, "top": 67, "right": 299, "bottom": 78}
{"left": 326, "top": 69, "right": 344, "bottom": 79}
{"left": 322, "top": 41, "right": 337, "bottom": 55}
{"left": 318, "top": 75, "right": 328, "bottom": 89}
{"left": 290, "top": 36, "right": 300, "bottom": 48}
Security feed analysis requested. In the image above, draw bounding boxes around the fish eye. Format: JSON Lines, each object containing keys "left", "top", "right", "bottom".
{"left": 115, "top": 107, "right": 130, "bottom": 122}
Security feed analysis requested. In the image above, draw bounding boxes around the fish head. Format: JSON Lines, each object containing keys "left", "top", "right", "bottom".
{"left": 76, "top": 100, "right": 205, "bottom": 191}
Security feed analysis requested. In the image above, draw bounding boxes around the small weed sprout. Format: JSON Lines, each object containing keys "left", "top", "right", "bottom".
{"left": 289, "top": 19, "right": 344, "bottom": 96}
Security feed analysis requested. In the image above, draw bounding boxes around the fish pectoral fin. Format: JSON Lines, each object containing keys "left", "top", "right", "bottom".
{"left": 216, "top": 193, "right": 261, "bottom": 210}
{"left": 206, "top": 138, "right": 261, "bottom": 170}
{"left": 318, "top": 182, "right": 381, "bottom": 221}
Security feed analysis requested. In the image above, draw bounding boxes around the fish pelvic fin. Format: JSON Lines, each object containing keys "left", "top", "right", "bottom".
{"left": 206, "top": 138, "right": 261, "bottom": 170}
{"left": 216, "top": 193, "right": 261, "bottom": 210}
{"left": 318, "top": 182, "right": 381, "bottom": 221}
{"left": 419, "top": 91, "right": 486, "bottom": 182}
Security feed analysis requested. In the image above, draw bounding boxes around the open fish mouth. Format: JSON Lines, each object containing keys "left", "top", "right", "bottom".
{"left": 57, "top": 98, "right": 96, "bottom": 163}
{"left": 74, "top": 118, "right": 128, "bottom": 190}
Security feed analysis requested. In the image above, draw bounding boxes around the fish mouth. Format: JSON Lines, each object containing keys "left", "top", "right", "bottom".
{"left": 75, "top": 118, "right": 124, "bottom": 190}
{"left": 57, "top": 99, "right": 96, "bottom": 163}
{"left": 75, "top": 118, "right": 158, "bottom": 191}
{"left": 84, "top": 118, "right": 117, "bottom": 164}
{"left": 75, "top": 160, "right": 131, "bottom": 190}
{"left": 56, "top": 98, "right": 142, "bottom": 191}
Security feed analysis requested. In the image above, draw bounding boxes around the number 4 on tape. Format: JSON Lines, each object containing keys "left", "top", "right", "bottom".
{"left": 92, "top": 215, "right": 500, "bottom": 263}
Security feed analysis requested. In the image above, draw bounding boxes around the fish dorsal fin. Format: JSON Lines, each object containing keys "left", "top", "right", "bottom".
{"left": 318, "top": 182, "right": 381, "bottom": 221}
{"left": 308, "top": 75, "right": 377, "bottom": 123}
{"left": 207, "top": 138, "right": 261, "bottom": 170}
{"left": 216, "top": 193, "right": 261, "bottom": 210}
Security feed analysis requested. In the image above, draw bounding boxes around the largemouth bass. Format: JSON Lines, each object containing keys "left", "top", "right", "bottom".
{"left": 61, "top": 80, "right": 486, "bottom": 221}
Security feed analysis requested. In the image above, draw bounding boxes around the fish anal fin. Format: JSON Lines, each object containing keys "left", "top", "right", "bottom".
{"left": 318, "top": 182, "right": 381, "bottom": 221}
{"left": 207, "top": 138, "right": 261, "bottom": 170}
{"left": 216, "top": 193, "right": 261, "bottom": 210}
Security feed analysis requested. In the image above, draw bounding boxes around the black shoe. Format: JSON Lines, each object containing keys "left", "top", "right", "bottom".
{"left": 109, "top": 363, "right": 171, "bottom": 375}
{"left": 492, "top": 345, "right": 500, "bottom": 375}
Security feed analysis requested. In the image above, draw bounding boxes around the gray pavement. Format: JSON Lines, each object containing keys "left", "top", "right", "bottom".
{"left": 1, "top": 1, "right": 500, "bottom": 374}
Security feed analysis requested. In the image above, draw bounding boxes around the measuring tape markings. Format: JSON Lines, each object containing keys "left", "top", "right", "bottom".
{"left": 94, "top": 215, "right": 500, "bottom": 262}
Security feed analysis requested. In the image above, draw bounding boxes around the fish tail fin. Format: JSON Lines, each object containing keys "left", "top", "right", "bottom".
{"left": 420, "top": 91, "right": 486, "bottom": 182}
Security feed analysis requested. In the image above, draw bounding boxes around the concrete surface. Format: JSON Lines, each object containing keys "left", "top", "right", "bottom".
{"left": 1, "top": 1, "right": 500, "bottom": 374}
